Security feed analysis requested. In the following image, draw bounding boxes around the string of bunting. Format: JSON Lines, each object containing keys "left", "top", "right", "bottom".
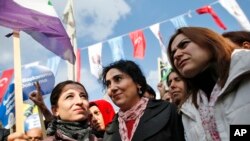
{"left": 78, "top": 0, "right": 220, "bottom": 51}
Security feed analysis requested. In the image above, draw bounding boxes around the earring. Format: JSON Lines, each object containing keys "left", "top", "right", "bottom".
{"left": 139, "top": 88, "right": 142, "bottom": 95}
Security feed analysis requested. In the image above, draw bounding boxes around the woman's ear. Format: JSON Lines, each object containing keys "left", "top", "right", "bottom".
{"left": 242, "top": 41, "right": 250, "bottom": 49}
{"left": 51, "top": 105, "right": 59, "bottom": 117}
{"left": 136, "top": 83, "right": 141, "bottom": 89}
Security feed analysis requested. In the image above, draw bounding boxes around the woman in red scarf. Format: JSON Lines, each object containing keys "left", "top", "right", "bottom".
{"left": 101, "top": 60, "right": 184, "bottom": 141}
{"left": 89, "top": 99, "right": 115, "bottom": 138}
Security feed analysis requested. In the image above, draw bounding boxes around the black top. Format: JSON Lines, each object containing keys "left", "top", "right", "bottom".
{"left": 104, "top": 100, "right": 185, "bottom": 141}
{"left": 0, "top": 128, "right": 10, "bottom": 141}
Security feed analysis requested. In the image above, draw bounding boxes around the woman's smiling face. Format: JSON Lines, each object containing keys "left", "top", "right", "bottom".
{"left": 105, "top": 68, "right": 140, "bottom": 111}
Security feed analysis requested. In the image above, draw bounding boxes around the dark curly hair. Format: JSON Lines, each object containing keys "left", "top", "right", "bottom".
{"left": 101, "top": 60, "right": 147, "bottom": 96}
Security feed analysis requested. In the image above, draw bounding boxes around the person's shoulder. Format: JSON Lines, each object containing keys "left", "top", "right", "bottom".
{"left": 104, "top": 113, "right": 119, "bottom": 134}
{"left": 0, "top": 128, "right": 10, "bottom": 140}
{"left": 0, "top": 128, "right": 10, "bottom": 133}
{"left": 148, "top": 99, "right": 172, "bottom": 107}
{"left": 147, "top": 99, "right": 176, "bottom": 112}
{"left": 89, "top": 133, "right": 103, "bottom": 141}
{"left": 230, "top": 49, "right": 250, "bottom": 74}
{"left": 232, "top": 49, "right": 250, "bottom": 58}
{"left": 42, "top": 135, "right": 56, "bottom": 141}
{"left": 144, "top": 100, "right": 178, "bottom": 126}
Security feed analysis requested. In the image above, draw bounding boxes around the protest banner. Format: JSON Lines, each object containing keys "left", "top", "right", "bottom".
{"left": 0, "top": 64, "right": 54, "bottom": 129}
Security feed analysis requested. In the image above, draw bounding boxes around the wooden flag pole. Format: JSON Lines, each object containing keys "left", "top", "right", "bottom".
{"left": 13, "top": 31, "right": 24, "bottom": 133}
{"left": 37, "top": 107, "right": 47, "bottom": 138}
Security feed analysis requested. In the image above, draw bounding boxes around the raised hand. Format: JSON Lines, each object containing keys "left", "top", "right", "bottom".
{"left": 29, "top": 81, "right": 45, "bottom": 107}
{"left": 157, "top": 81, "right": 166, "bottom": 98}
{"left": 29, "top": 81, "right": 54, "bottom": 122}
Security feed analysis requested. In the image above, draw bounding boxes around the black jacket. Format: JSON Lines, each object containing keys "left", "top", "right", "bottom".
{"left": 0, "top": 128, "right": 10, "bottom": 141}
{"left": 103, "top": 100, "right": 185, "bottom": 141}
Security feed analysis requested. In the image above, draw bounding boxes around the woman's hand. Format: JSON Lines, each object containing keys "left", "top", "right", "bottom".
{"left": 157, "top": 81, "right": 166, "bottom": 98}
{"left": 29, "top": 81, "right": 54, "bottom": 122}
{"left": 29, "top": 82, "right": 45, "bottom": 107}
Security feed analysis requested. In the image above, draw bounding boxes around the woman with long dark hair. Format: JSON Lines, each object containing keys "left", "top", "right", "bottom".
{"left": 167, "top": 27, "right": 250, "bottom": 141}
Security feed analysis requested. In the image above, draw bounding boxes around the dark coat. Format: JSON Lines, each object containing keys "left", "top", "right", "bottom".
{"left": 103, "top": 100, "right": 184, "bottom": 141}
{"left": 0, "top": 128, "right": 10, "bottom": 141}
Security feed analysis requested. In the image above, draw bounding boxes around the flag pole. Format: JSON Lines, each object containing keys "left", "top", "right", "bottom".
{"left": 13, "top": 31, "right": 24, "bottom": 133}
{"left": 37, "top": 107, "right": 47, "bottom": 138}
{"left": 65, "top": 0, "right": 77, "bottom": 81}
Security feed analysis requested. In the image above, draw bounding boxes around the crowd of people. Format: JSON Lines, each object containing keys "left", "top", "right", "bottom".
{"left": 1, "top": 27, "right": 250, "bottom": 141}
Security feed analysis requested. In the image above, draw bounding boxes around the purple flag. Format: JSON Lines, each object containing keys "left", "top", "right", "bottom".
{"left": 0, "top": 0, "right": 75, "bottom": 64}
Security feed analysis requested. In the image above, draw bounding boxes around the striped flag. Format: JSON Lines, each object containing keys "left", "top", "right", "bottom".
{"left": 0, "top": 0, "right": 75, "bottom": 63}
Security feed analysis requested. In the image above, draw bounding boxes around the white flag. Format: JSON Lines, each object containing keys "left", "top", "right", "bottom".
{"left": 88, "top": 43, "right": 103, "bottom": 79}
{"left": 149, "top": 23, "right": 169, "bottom": 64}
{"left": 219, "top": 0, "right": 250, "bottom": 31}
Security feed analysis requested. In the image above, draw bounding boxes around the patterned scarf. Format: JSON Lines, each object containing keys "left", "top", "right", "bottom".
{"left": 118, "top": 97, "right": 148, "bottom": 141}
{"left": 46, "top": 119, "right": 91, "bottom": 141}
{"left": 198, "top": 83, "right": 221, "bottom": 141}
